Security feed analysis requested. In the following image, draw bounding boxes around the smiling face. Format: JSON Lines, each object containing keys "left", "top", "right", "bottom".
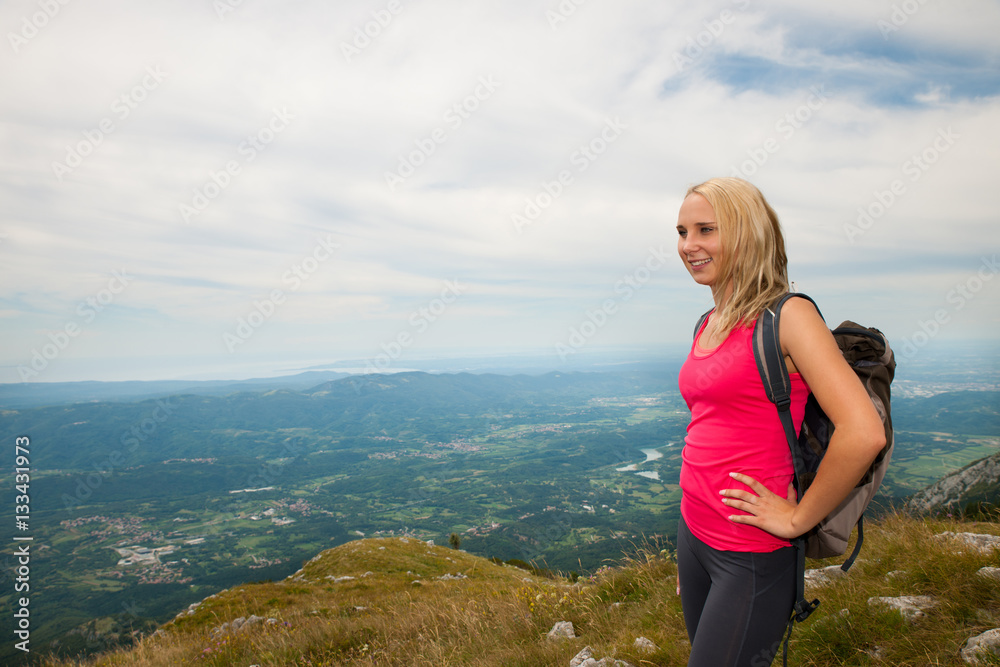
{"left": 676, "top": 192, "right": 722, "bottom": 287}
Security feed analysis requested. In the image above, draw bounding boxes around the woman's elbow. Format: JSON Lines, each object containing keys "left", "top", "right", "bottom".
{"left": 841, "top": 409, "right": 886, "bottom": 462}
{"left": 868, "top": 431, "right": 887, "bottom": 458}
{"left": 862, "top": 418, "right": 887, "bottom": 459}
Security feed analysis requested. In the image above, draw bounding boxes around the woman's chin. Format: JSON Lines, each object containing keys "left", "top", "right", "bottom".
{"left": 689, "top": 272, "right": 716, "bottom": 287}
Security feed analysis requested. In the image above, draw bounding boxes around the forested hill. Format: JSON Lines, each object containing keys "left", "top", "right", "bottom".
{"left": 891, "top": 390, "right": 1000, "bottom": 435}
{"left": 1, "top": 373, "right": 996, "bottom": 509}
{"left": 5, "top": 370, "right": 680, "bottom": 471}
{"left": 1, "top": 373, "right": 997, "bottom": 503}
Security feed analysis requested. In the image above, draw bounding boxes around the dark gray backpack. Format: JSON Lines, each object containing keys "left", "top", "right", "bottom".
{"left": 695, "top": 293, "right": 895, "bottom": 662}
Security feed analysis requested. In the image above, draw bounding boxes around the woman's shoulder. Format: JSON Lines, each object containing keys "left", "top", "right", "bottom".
{"left": 778, "top": 294, "right": 839, "bottom": 369}
{"left": 778, "top": 294, "right": 823, "bottom": 327}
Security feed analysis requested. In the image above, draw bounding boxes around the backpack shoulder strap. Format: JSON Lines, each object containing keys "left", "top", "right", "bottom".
{"left": 692, "top": 309, "right": 713, "bottom": 341}
{"left": 752, "top": 293, "right": 824, "bottom": 664}
{"left": 752, "top": 294, "right": 820, "bottom": 413}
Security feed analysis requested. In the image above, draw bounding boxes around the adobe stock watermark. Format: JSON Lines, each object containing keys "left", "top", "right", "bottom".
{"left": 673, "top": 0, "right": 750, "bottom": 73}
{"left": 406, "top": 407, "right": 502, "bottom": 507}
{"left": 520, "top": 513, "right": 573, "bottom": 563}
{"left": 52, "top": 66, "right": 168, "bottom": 181}
{"left": 341, "top": 0, "right": 404, "bottom": 63}
{"left": 555, "top": 245, "right": 670, "bottom": 360}
{"left": 730, "top": 85, "right": 830, "bottom": 179}
{"left": 78, "top": 599, "right": 148, "bottom": 655}
{"left": 877, "top": 0, "right": 932, "bottom": 39}
{"left": 245, "top": 438, "right": 307, "bottom": 488}
{"left": 179, "top": 107, "right": 295, "bottom": 223}
{"left": 7, "top": 0, "right": 72, "bottom": 55}
{"left": 62, "top": 398, "right": 176, "bottom": 509}
{"left": 408, "top": 457, "right": 463, "bottom": 507}
{"left": 18, "top": 269, "right": 132, "bottom": 381}
{"left": 844, "top": 126, "right": 959, "bottom": 244}
{"left": 749, "top": 639, "right": 783, "bottom": 667}
{"left": 213, "top": 0, "right": 247, "bottom": 20}
{"left": 223, "top": 234, "right": 340, "bottom": 352}
{"left": 361, "top": 279, "right": 466, "bottom": 375}
{"left": 384, "top": 75, "right": 501, "bottom": 192}
{"left": 511, "top": 117, "right": 628, "bottom": 235}
{"left": 546, "top": 0, "right": 587, "bottom": 30}
{"left": 690, "top": 333, "right": 740, "bottom": 391}
{"left": 898, "top": 254, "right": 998, "bottom": 361}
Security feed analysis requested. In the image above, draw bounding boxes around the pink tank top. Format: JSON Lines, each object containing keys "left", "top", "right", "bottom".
{"left": 678, "top": 316, "right": 809, "bottom": 552}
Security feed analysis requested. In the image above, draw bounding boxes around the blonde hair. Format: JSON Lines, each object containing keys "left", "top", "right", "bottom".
{"left": 686, "top": 177, "right": 789, "bottom": 337}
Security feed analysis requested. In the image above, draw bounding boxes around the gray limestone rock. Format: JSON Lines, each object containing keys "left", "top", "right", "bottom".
{"left": 548, "top": 620, "right": 576, "bottom": 641}
{"left": 804, "top": 564, "right": 847, "bottom": 590}
{"left": 633, "top": 636, "right": 658, "bottom": 653}
{"left": 906, "top": 455, "right": 1000, "bottom": 513}
{"left": 867, "top": 595, "right": 937, "bottom": 621}
{"left": 935, "top": 531, "right": 1000, "bottom": 554}
{"left": 570, "top": 646, "right": 594, "bottom": 667}
{"left": 961, "top": 628, "right": 1000, "bottom": 664}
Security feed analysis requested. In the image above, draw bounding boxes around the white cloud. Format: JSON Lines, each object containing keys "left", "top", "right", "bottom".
{"left": 1, "top": 0, "right": 998, "bottom": 381}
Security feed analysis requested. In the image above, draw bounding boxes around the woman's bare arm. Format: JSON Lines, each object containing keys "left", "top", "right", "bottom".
{"left": 720, "top": 297, "right": 886, "bottom": 539}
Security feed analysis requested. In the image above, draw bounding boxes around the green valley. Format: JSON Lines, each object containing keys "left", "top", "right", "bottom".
{"left": 0, "top": 371, "right": 997, "bottom": 663}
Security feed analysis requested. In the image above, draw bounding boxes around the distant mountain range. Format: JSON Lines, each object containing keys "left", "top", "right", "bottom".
{"left": 4, "top": 370, "right": 681, "bottom": 471}
{"left": 0, "top": 350, "right": 685, "bottom": 410}
{"left": 0, "top": 370, "right": 353, "bottom": 409}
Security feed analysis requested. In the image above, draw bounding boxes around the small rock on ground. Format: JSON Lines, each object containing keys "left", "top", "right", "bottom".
{"left": 633, "top": 636, "right": 657, "bottom": 653}
{"left": 804, "top": 564, "right": 847, "bottom": 589}
{"left": 568, "top": 644, "right": 636, "bottom": 667}
{"left": 867, "top": 595, "right": 936, "bottom": 622}
{"left": 548, "top": 620, "right": 576, "bottom": 641}
{"left": 570, "top": 646, "right": 594, "bottom": 667}
{"left": 934, "top": 531, "right": 1000, "bottom": 554}
{"left": 961, "top": 628, "right": 1000, "bottom": 665}
{"left": 211, "top": 615, "right": 279, "bottom": 636}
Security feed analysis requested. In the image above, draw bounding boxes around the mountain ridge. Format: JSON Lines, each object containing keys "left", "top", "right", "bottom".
{"left": 906, "top": 451, "right": 1000, "bottom": 515}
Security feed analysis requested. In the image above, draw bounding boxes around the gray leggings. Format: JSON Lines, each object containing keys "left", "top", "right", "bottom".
{"left": 676, "top": 517, "right": 796, "bottom": 667}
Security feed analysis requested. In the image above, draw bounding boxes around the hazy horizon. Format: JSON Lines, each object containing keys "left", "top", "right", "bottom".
{"left": 2, "top": 337, "right": 998, "bottom": 387}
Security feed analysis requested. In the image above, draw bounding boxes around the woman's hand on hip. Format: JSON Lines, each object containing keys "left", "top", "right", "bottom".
{"left": 719, "top": 472, "right": 802, "bottom": 540}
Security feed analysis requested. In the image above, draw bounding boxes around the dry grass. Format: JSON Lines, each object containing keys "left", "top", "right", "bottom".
{"left": 792, "top": 512, "right": 1000, "bottom": 666}
{"left": 39, "top": 515, "right": 1000, "bottom": 666}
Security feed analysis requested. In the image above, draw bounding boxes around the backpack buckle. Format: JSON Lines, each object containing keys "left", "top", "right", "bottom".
{"left": 793, "top": 597, "right": 820, "bottom": 623}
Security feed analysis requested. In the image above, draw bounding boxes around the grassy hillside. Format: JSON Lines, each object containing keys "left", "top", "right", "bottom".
{"left": 38, "top": 513, "right": 1000, "bottom": 667}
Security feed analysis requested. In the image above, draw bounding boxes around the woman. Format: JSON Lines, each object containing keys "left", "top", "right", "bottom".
{"left": 674, "top": 177, "right": 885, "bottom": 666}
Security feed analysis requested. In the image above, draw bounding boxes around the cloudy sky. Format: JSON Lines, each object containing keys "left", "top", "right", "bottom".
{"left": 2, "top": 0, "right": 999, "bottom": 383}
